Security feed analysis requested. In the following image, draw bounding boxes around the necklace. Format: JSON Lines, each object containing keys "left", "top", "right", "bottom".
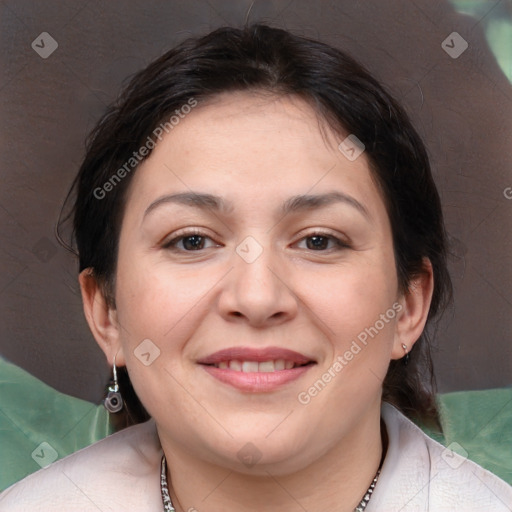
{"left": 160, "top": 455, "right": 380, "bottom": 512}
{"left": 160, "top": 455, "right": 175, "bottom": 512}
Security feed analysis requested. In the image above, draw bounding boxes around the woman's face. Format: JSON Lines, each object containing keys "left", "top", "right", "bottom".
{"left": 106, "top": 92, "right": 406, "bottom": 473}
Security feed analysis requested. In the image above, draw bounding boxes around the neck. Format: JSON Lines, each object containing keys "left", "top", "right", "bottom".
{"left": 159, "top": 405, "right": 386, "bottom": 512}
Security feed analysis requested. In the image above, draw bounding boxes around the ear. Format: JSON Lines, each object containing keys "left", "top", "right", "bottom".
{"left": 78, "top": 268, "right": 125, "bottom": 366}
{"left": 391, "top": 258, "right": 434, "bottom": 360}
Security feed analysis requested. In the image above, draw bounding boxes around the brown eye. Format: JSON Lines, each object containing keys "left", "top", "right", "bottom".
{"left": 306, "top": 235, "right": 330, "bottom": 250}
{"left": 163, "top": 232, "right": 218, "bottom": 252}
{"left": 295, "top": 233, "right": 350, "bottom": 251}
{"left": 181, "top": 235, "right": 206, "bottom": 250}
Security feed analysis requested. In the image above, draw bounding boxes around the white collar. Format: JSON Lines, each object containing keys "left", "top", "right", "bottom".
{"left": 368, "top": 402, "right": 512, "bottom": 511}
{"left": 2, "top": 403, "right": 511, "bottom": 511}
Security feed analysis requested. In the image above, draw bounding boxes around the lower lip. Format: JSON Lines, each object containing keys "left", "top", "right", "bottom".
{"left": 200, "top": 364, "right": 314, "bottom": 392}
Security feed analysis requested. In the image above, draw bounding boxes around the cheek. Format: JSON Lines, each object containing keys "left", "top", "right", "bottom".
{"left": 297, "top": 259, "right": 398, "bottom": 346}
{"left": 113, "top": 260, "right": 213, "bottom": 418}
{"left": 114, "top": 254, "right": 229, "bottom": 375}
{"left": 297, "top": 268, "right": 399, "bottom": 412}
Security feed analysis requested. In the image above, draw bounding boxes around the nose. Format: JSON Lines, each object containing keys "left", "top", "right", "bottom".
{"left": 217, "top": 242, "right": 298, "bottom": 328}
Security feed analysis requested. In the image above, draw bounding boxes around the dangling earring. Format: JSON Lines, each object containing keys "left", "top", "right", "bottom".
{"left": 401, "top": 343, "right": 410, "bottom": 366}
{"left": 104, "top": 355, "right": 123, "bottom": 413}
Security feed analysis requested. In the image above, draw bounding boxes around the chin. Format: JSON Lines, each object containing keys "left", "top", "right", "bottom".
{"left": 199, "top": 428, "right": 317, "bottom": 476}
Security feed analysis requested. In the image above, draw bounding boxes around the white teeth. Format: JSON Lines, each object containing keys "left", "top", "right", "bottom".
{"left": 274, "top": 359, "right": 285, "bottom": 371}
{"left": 214, "top": 359, "right": 302, "bottom": 372}
{"left": 229, "top": 360, "right": 242, "bottom": 371}
{"left": 258, "top": 361, "right": 275, "bottom": 372}
{"left": 242, "top": 361, "right": 259, "bottom": 373}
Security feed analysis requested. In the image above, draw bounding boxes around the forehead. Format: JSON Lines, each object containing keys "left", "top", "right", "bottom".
{"left": 123, "top": 91, "right": 387, "bottom": 224}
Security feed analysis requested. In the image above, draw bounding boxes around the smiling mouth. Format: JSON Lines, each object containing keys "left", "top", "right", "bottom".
{"left": 204, "top": 359, "right": 314, "bottom": 372}
{"left": 197, "top": 347, "right": 317, "bottom": 390}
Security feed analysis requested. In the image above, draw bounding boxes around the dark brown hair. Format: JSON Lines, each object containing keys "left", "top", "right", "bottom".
{"left": 59, "top": 23, "right": 452, "bottom": 431}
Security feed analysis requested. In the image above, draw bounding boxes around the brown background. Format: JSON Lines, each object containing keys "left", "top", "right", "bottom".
{"left": 1, "top": 0, "right": 511, "bottom": 403}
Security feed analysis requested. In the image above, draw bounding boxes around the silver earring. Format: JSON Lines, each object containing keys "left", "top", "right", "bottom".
{"left": 104, "top": 355, "right": 123, "bottom": 413}
{"left": 401, "top": 343, "right": 410, "bottom": 366}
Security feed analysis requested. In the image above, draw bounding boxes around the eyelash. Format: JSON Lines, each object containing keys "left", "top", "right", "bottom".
{"left": 161, "top": 229, "right": 218, "bottom": 251}
{"left": 295, "top": 232, "right": 351, "bottom": 251}
{"left": 162, "top": 229, "right": 351, "bottom": 253}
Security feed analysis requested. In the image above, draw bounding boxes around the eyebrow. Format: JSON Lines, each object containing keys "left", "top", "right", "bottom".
{"left": 281, "top": 192, "right": 370, "bottom": 219}
{"left": 143, "top": 192, "right": 230, "bottom": 219}
{"left": 143, "top": 191, "right": 370, "bottom": 220}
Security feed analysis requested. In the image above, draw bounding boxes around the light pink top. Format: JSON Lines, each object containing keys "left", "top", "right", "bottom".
{"left": 1, "top": 403, "right": 511, "bottom": 511}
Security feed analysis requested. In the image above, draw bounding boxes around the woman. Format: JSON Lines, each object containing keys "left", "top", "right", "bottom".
{"left": 1, "top": 24, "right": 511, "bottom": 511}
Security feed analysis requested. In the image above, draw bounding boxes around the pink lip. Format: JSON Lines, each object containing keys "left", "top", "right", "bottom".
{"left": 201, "top": 365, "right": 313, "bottom": 392}
{"left": 197, "top": 346, "right": 316, "bottom": 392}
{"left": 197, "top": 346, "right": 314, "bottom": 365}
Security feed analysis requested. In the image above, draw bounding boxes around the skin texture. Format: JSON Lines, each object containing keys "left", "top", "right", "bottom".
{"left": 80, "top": 91, "right": 433, "bottom": 511}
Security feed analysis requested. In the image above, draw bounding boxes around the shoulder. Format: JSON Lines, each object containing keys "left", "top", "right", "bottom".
{"left": 0, "top": 420, "right": 163, "bottom": 512}
{"left": 368, "top": 403, "right": 512, "bottom": 511}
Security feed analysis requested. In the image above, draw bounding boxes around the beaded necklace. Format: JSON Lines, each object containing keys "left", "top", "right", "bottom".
{"left": 160, "top": 455, "right": 380, "bottom": 512}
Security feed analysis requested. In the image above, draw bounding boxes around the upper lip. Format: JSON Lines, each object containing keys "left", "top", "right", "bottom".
{"left": 197, "top": 347, "right": 315, "bottom": 365}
